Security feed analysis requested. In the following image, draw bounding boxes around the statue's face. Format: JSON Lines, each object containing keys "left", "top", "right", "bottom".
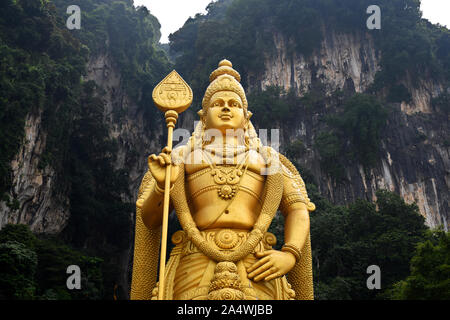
{"left": 204, "top": 91, "right": 246, "bottom": 134}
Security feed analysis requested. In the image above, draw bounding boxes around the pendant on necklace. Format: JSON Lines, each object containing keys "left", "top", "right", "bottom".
{"left": 218, "top": 185, "right": 237, "bottom": 200}
{"left": 211, "top": 168, "right": 242, "bottom": 200}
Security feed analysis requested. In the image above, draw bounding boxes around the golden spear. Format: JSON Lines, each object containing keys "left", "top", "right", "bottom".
{"left": 151, "top": 70, "right": 193, "bottom": 300}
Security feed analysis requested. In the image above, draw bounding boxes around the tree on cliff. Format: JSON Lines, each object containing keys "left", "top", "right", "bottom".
{"left": 0, "top": 224, "right": 104, "bottom": 300}
{"left": 384, "top": 229, "right": 450, "bottom": 300}
{"left": 310, "top": 190, "right": 428, "bottom": 300}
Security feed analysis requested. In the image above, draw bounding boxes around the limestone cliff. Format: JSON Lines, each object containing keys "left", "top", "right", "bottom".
{"left": 248, "top": 30, "right": 449, "bottom": 230}
{"left": 253, "top": 30, "right": 380, "bottom": 96}
{"left": 0, "top": 111, "right": 70, "bottom": 233}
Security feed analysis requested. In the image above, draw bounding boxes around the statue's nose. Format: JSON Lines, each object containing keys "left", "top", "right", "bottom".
{"left": 221, "top": 105, "right": 231, "bottom": 112}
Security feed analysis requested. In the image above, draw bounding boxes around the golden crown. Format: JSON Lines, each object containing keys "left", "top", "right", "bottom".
{"left": 201, "top": 59, "right": 248, "bottom": 113}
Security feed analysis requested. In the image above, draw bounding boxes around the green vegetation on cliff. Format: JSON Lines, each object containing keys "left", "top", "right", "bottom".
{"left": 316, "top": 93, "right": 388, "bottom": 175}
{"left": 247, "top": 85, "right": 300, "bottom": 128}
{"left": 170, "top": 0, "right": 450, "bottom": 99}
{"left": 0, "top": 0, "right": 87, "bottom": 195}
{"left": 53, "top": 0, "right": 171, "bottom": 107}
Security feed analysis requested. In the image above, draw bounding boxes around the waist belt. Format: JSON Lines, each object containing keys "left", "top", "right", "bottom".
{"left": 171, "top": 228, "right": 277, "bottom": 257}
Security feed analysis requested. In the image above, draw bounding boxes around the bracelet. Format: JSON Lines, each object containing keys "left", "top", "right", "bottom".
{"left": 281, "top": 244, "right": 302, "bottom": 262}
{"left": 154, "top": 182, "right": 173, "bottom": 195}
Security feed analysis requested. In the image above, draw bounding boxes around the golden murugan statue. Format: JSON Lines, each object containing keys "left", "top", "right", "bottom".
{"left": 130, "top": 60, "right": 315, "bottom": 300}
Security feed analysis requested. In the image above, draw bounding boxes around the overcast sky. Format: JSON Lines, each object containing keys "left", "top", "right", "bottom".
{"left": 133, "top": 0, "right": 450, "bottom": 43}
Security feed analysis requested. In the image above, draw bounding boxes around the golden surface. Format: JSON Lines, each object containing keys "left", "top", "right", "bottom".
{"left": 152, "top": 70, "right": 193, "bottom": 113}
{"left": 131, "top": 60, "right": 315, "bottom": 300}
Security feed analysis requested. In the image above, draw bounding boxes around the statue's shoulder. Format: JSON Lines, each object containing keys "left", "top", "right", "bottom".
{"left": 261, "top": 147, "right": 296, "bottom": 176}
{"left": 172, "top": 145, "right": 210, "bottom": 175}
{"left": 255, "top": 146, "right": 289, "bottom": 175}
{"left": 171, "top": 144, "right": 189, "bottom": 166}
{"left": 276, "top": 151, "right": 317, "bottom": 212}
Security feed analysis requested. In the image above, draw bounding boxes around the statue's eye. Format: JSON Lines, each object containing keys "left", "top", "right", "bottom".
{"left": 213, "top": 102, "right": 220, "bottom": 107}
{"left": 232, "top": 102, "right": 239, "bottom": 107}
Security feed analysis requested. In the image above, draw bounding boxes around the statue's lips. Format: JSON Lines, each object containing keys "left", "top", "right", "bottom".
{"left": 219, "top": 113, "right": 232, "bottom": 120}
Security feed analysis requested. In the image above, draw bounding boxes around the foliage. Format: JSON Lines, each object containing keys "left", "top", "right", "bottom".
{"left": 247, "top": 86, "right": 300, "bottom": 128}
{"left": 53, "top": 0, "right": 171, "bottom": 106}
{"left": 334, "top": 93, "right": 388, "bottom": 166}
{"left": 63, "top": 81, "right": 133, "bottom": 251}
{"left": 0, "top": 224, "right": 37, "bottom": 249}
{"left": 0, "top": 241, "right": 38, "bottom": 299}
{"left": 384, "top": 229, "right": 450, "bottom": 300}
{"left": 0, "top": 224, "right": 103, "bottom": 300}
{"left": 312, "top": 93, "right": 387, "bottom": 179}
{"left": 0, "top": 0, "right": 87, "bottom": 195}
{"left": 310, "top": 189, "right": 428, "bottom": 300}
{"left": 314, "top": 131, "right": 345, "bottom": 180}
{"left": 320, "top": 93, "right": 388, "bottom": 170}
{"left": 386, "top": 84, "right": 412, "bottom": 103}
{"left": 285, "top": 139, "right": 306, "bottom": 160}
{"left": 34, "top": 236, "right": 104, "bottom": 300}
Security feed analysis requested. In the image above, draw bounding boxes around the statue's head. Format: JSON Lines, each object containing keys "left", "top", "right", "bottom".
{"left": 198, "top": 60, "right": 252, "bottom": 134}
{"left": 180, "top": 59, "right": 263, "bottom": 157}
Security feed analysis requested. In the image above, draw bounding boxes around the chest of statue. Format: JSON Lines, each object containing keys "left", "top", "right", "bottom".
{"left": 184, "top": 150, "right": 267, "bottom": 230}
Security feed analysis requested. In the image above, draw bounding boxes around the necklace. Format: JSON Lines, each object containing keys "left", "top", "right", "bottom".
{"left": 202, "top": 147, "right": 250, "bottom": 200}
{"left": 203, "top": 144, "right": 248, "bottom": 158}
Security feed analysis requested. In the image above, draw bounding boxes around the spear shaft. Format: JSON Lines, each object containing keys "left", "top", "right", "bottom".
{"left": 157, "top": 110, "right": 178, "bottom": 300}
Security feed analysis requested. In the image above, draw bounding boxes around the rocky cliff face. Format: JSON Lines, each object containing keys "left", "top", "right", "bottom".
{"left": 0, "top": 111, "right": 70, "bottom": 233}
{"left": 248, "top": 30, "right": 449, "bottom": 230}
{"left": 85, "top": 52, "right": 160, "bottom": 199}
{"left": 0, "top": 52, "right": 157, "bottom": 235}
{"left": 253, "top": 30, "right": 380, "bottom": 96}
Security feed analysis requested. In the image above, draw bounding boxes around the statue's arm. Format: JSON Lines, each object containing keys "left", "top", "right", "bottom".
{"left": 136, "top": 179, "right": 169, "bottom": 229}
{"left": 282, "top": 202, "right": 310, "bottom": 258}
{"left": 279, "top": 163, "right": 314, "bottom": 260}
{"left": 136, "top": 146, "right": 184, "bottom": 229}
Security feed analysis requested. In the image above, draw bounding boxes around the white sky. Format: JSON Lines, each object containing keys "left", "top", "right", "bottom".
{"left": 134, "top": 0, "right": 450, "bottom": 43}
{"left": 134, "top": 0, "right": 213, "bottom": 43}
{"left": 420, "top": 0, "right": 449, "bottom": 27}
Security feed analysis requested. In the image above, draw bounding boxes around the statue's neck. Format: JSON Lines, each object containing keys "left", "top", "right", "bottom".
{"left": 203, "top": 135, "right": 245, "bottom": 149}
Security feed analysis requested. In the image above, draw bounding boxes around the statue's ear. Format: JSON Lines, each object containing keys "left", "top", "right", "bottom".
{"left": 198, "top": 109, "right": 207, "bottom": 127}
{"left": 247, "top": 111, "right": 253, "bottom": 119}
